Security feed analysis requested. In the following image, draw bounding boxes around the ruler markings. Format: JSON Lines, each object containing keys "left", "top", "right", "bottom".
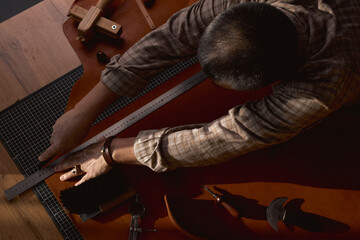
{"left": 4, "top": 70, "right": 207, "bottom": 201}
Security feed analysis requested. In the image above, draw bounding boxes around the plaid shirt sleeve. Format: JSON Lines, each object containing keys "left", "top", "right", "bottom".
{"left": 101, "top": 0, "right": 242, "bottom": 97}
{"left": 134, "top": 66, "right": 358, "bottom": 172}
{"left": 104, "top": 0, "right": 360, "bottom": 172}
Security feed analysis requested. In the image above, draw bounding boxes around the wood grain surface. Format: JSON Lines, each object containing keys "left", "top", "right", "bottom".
{"left": 0, "top": 0, "right": 80, "bottom": 239}
{"left": 0, "top": 0, "right": 80, "bottom": 111}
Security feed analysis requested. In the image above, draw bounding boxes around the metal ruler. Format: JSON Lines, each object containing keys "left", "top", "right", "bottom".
{"left": 4, "top": 70, "right": 208, "bottom": 201}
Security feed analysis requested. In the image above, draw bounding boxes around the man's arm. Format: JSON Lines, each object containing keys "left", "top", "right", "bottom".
{"left": 40, "top": 0, "right": 241, "bottom": 161}
{"left": 134, "top": 66, "right": 352, "bottom": 172}
{"left": 46, "top": 0, "right": 269, "bottom": 184}
{"left": 39, "top": 82, "right": 119, "bottom": 161}
{"left": 100, "top": 0, "right": 247, "bottom": 97}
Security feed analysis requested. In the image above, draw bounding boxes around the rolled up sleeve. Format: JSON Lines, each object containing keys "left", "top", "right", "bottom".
{"left": 133, "top": 128, "right": 169, "bottom": 172}
{"left": 134, "top": 93, "right": 331, "bottom": 172}
{"left": 133, "top": 66, "right": 356, "bottom": 172}
{"left": 101, "top": 0, "right": 244, "bottom": 96}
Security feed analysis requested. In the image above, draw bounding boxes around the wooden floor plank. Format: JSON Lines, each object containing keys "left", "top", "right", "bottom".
{"left": 0, "top": 0, "right": 80, "bottom": 239}
{"left": 0, "top": 0, "right": 80, "bottom": 111}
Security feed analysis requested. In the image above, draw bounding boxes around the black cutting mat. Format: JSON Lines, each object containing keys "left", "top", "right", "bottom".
{"left": 0, "top": 56, "right": 197, "bottom": 240}
{"left": 1, "top": 66, "right": 84, "bottom": 240}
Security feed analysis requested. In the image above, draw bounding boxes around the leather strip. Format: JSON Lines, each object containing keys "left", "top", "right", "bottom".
{"left": 102, "top": 136, "right": 116, "bottom": 167}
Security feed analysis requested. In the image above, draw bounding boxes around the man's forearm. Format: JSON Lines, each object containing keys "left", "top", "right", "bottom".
{"left": 73, "top": 81, "right": 120, "bottom": 123}
{"left": 111, "top": 137, "right": 140, "bottom": 165}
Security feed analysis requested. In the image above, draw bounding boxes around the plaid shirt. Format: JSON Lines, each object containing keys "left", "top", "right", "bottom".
{"left": 101, "top": 0, "right": 360, "bottom": 172}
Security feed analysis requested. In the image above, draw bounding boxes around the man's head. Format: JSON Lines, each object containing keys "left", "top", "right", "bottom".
{"left": 198, "top": 3, "right": 298, "bottom": 91}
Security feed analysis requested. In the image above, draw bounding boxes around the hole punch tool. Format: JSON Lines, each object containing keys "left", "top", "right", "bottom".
{"left": 128, "top": 194, "right": 156, "bottom": 240}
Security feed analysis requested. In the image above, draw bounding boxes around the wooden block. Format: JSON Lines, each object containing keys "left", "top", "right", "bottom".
{"left": 96, "top": 0, "right": 114, "bottom": 11}
{"left": 77, "top": 6, "right": 102, "bottom": 40}
{"left": 69, "top": 5, "right": 122, "bottom": 39}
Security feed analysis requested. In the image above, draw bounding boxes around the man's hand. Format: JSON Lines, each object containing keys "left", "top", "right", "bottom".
{"left": 54, "top": 139, "right": 111, "bottom": 186}
{"left": 54, "top": 137, "right": 138, "bottom": 186}
{"left": 38, "top": 108, "right": 92, "bottom": 162}
{"left": 39, "top": 81, "right": 120, "bottom": 162}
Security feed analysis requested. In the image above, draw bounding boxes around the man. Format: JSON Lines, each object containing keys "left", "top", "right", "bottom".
{"left": 39, "top": 0, "right": 360, "bottom": 186}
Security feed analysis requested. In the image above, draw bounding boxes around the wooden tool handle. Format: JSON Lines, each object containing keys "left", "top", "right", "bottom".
{"left": 219, "top": 200, "right": 239, "bottom": 218}
{"left": 96, "top": 0, "right": 113, "bottom": 11}
{"left": 135, "top": 0, "right": 156, "bottom": 29}
{"left": 77, "top": 0, "right": 114, "bottom": 41}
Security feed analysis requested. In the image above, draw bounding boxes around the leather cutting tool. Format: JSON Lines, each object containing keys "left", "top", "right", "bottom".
{"left": 266, "top": 197, "right": 288, "bottom": 231}
{"left": 204, "top": 186, "right": 240, "bottom": 218}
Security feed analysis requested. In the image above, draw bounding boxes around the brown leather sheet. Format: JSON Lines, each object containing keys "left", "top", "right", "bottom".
{"left": 46, "top": 0, "right": 360, "bottom": 239}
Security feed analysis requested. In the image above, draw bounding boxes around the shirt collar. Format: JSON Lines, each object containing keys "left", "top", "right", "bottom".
{"left": 277, "top": 8, "right": 310, "bottom": 59}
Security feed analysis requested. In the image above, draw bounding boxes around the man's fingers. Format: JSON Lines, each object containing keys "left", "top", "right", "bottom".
{"left": 39, "top": 144, "right": 58, "bottom": 162}
{"left": 59, "top": 168, "right": 84, "bottom": 181}
{"left": 54, "top": 151, "right": 84, "bottom": 172}
{"left": 75, "top": 175, "right": 88, "bottom": 186}
{"left": 59, "top": 170, "right": 76, "bottom": 181}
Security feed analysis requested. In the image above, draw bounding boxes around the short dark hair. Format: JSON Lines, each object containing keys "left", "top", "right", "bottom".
{"left": 198, "top": 3, "right": 298, "bottom": 90}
